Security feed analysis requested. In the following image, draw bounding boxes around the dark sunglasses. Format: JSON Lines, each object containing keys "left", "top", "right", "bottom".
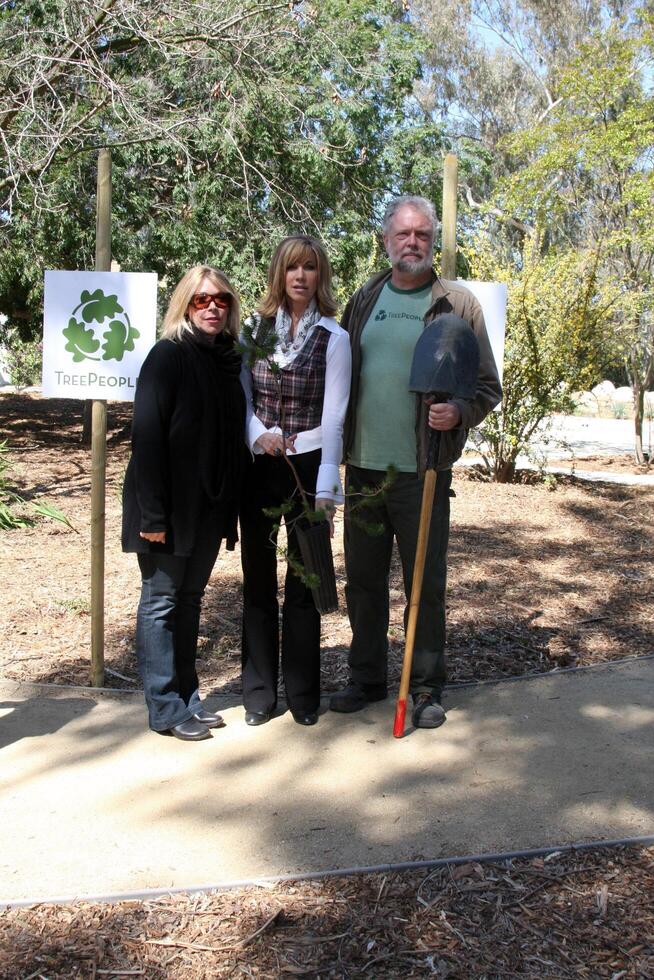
{"left": 189, "top": 291, "right": 232, "bottom": 311}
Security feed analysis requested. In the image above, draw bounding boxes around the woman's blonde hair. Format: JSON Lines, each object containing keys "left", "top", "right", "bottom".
{"left": 257, "top": 236, "right": 337, "bottom": 318}
{"left": 161, "top": 265, "right": 240, "bottom": 342}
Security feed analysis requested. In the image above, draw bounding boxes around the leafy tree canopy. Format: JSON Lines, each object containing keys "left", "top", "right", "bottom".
{"left": 495, "top": 8, "right": 654, "bottom": 459}
{"left": 1, "top": 0, "right": 448, "bottom": 338}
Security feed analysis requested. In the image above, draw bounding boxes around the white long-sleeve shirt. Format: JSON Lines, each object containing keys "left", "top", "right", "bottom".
{"left": 240, "top": 315, "right": 352, "bottom": 503}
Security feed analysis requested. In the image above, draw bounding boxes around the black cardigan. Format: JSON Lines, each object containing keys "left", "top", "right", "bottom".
{"left": 122, "top": 335, "right": 246, "bottom": 556}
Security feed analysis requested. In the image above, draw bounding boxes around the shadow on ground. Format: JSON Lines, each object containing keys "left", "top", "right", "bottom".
{"left": 1, "top": 656, "right": 652, "bottom": 907}
{"left": 0, "top": 697, "right": 96, "bottom": 750}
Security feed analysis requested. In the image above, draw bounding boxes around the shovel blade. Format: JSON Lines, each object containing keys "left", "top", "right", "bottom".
{"left": 409, "top": 314, "right": 480, "bottom": 398}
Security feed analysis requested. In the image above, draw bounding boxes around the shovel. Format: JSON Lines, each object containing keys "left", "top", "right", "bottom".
{"left": 393, "top": 314, "right": 480, "bottom": 738}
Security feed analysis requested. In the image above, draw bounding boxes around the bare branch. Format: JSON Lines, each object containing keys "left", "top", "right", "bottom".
{"left": 464, "top": 184, "right": 534, "bottom": 235}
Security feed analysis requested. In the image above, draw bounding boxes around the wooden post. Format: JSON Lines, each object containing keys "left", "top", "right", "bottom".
{"left": 441, "top": 153, "right": 458, "bottom": 280}
{"left": 90, "top": 148, "right": 111, "bottom": 687}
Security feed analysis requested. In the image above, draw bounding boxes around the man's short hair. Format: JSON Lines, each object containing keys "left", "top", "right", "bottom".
{"left": 382, "top": 195, "right": 438, "bottom": 236}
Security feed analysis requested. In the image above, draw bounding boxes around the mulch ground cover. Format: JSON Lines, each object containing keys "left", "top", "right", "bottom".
{"left": 2, "top": 392, "right": 654, "bottom": 979}
{"left": 2, "top": 847, "right": 653, "bottom": 978}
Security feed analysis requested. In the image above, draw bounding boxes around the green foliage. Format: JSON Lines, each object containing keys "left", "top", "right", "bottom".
{"left": 0, "top": 439, "right": 31, "bottom": 529}
{"left": 466, "top": 237, "right": 609, "bottom": 481}
{"left": 0, "top": 0, "right": 429, "bottom": 336}
{"left": 238, "top": 320, "right": 279, "bottom": 372}
{"left": 498, "top": 24, "right": 654, "bottom": 255}
{"left": 31, "top": 500, "right": 78, "bottom": 532}
{"left": 285, "top": 549, "right": 321, "bottom": 592}
{"left": 344, "top": 465, "right": 397, "bottom": 535}
{"left": 0, "top": 439, "right": 77, "bottom": 531}
{"left": 0, "top": 503, "right": 27, "bottom": 530}
{"left": 57, "top": 596, "right": 91, "bottom": 614}
{"left": 0, "top": 155, "right": 97, "bottom": 341}
{"left": 471, "top": 8, "right": 654, "bottom": 466}
{"left": 0, "top": 331, "right": 42, "bottom": 387}
{"left": 262, "top": 502, "right": 295, "bottom": 522}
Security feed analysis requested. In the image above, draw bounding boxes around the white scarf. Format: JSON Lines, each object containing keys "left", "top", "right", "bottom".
{"left": 271, "top": 299, "right": 321, "bottom": 369}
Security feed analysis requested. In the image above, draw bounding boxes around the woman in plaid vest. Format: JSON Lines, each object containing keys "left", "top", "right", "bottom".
{"left": 240, "top": 236, "right": 351, "bottom": 727}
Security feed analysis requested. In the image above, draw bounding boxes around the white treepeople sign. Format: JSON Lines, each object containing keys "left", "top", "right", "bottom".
{"left": 42, "top": 271, "right": 157, "bottom": 401}
{"left": 460, "top": 280, "right": 507, "bottom": 386}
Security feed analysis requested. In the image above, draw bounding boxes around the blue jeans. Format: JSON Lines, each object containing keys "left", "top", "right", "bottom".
{"left": 136, "top": 525, "right": 222, "bottom": 732}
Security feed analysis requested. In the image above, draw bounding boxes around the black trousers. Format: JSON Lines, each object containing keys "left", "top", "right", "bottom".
{"left": 344, "top": 465, "right": 452, "bottom": 697}
{"left": 240, "top": 450, "right": 321, "bottom": 714}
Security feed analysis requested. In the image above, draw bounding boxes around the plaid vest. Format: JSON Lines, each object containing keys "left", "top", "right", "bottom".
{"left": 252, "top": 322, "right": 330, "bottom": 433}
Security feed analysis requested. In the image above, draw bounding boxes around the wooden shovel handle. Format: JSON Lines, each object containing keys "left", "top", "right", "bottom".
{"left": 393, "top": 469, "right": 438, "bottom": 738}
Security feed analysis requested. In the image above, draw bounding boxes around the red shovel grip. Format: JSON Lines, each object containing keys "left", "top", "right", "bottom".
{"left": 393, "top": 698, "right": 407, "bottom": 738}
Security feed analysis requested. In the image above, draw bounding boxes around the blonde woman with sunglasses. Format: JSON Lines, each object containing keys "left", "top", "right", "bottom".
{"left": 122, "top": 265, "right": 247, "bottom": 741}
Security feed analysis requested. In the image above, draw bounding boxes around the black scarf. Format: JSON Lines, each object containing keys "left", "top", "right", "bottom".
{"left": 181, "top": 329, "right": 247, "bottom": 507}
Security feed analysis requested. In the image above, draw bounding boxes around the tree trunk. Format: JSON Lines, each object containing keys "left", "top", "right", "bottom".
{"left": 494, "top": 458, "right": 516, "bottom": 483}
{"left": 634, "top": 383, "right": 646, "bottom": 465}
{"left": 630, "top": 344, "right": 647, "bottom": 465}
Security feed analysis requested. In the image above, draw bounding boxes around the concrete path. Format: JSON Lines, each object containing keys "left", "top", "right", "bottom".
{"left": 1, "top": 659, "right": 653, "bottom": 904}
{"left": 465, "top": 413, "right": 643, "bottom": 460}
{"left": 462, "top": 412, "right": 654, "bottom": 483}
{"left": 542, "top": 414, "right": 641, "bottom": 457}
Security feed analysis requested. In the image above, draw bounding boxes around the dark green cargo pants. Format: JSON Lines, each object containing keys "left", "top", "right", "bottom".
{"left": 344, "top": 465, "right": 452, "bottom": 697}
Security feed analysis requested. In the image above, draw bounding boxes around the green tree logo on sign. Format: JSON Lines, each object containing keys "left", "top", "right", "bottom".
{"left": 62, "top": 289, "right": 140, "bottom": 363}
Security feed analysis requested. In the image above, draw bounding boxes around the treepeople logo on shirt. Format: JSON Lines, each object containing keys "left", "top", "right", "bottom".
{"left": 62, "top": 289, "right": 140, "bottom": 363}
{"left": 374, "top": 308, "right": 423, "bottom": 322}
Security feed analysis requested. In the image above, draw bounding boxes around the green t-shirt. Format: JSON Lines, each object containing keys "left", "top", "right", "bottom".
{"left": 348, "top": 281, "right": 432, "bottom": 472}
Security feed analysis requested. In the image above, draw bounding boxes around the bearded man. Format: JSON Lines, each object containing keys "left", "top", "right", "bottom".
{"left": 330, "top": 195, "right": 502, "bottom": 728}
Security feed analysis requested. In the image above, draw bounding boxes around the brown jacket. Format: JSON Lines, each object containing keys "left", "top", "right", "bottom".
{"left": 341, "top": 268, "right": 502, "bottom": 472}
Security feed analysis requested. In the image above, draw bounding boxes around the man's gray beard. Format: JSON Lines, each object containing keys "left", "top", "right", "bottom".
{"left": 395, "top": 254, "right": 433, "bottom": 276}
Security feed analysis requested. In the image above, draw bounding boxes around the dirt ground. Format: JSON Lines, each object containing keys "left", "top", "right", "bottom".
{"left": 1, "top": 392, "right": 653, "bottom": 694}
{"left": 2, "top": 392, "right": 654, "bottom": 978}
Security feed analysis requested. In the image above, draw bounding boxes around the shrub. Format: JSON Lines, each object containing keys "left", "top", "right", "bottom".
{"left": 1, "top": 331, "right": 42, "bottom": 388}
{"left": 464, "top": 237, "right": 610, "bottom": 482}
{"left": 0, "top": 440, "right": 76, "bottom": 531}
